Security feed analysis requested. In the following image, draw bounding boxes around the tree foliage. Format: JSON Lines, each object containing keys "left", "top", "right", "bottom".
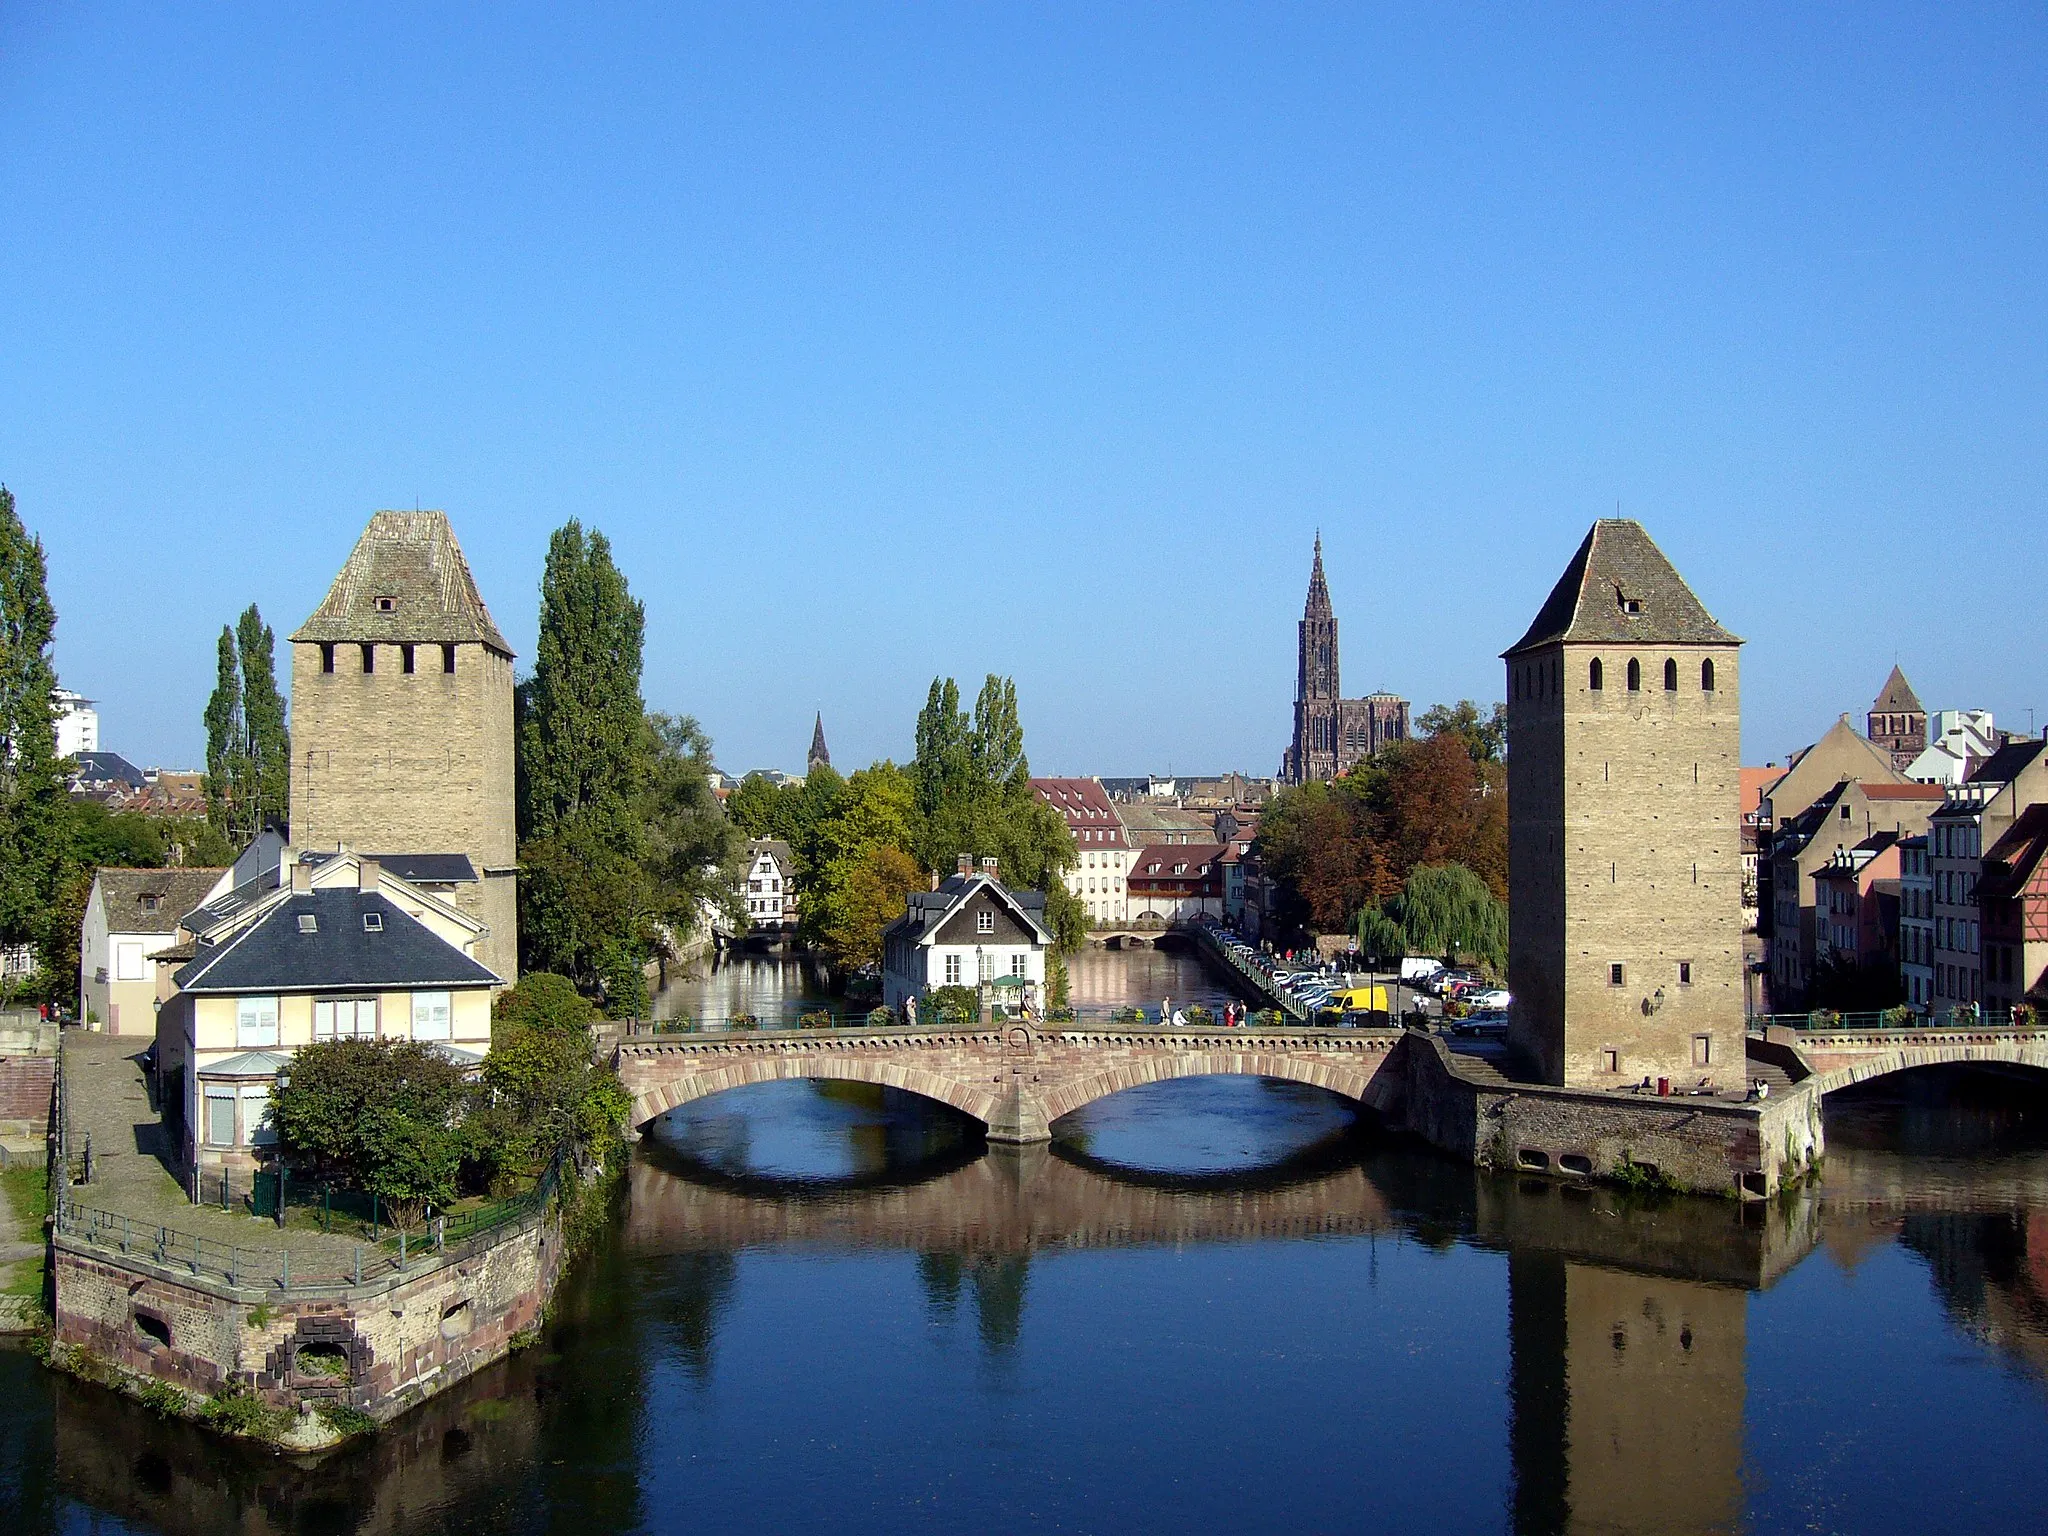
{"left": 909, "top": 674, "right": 1074, "bottom": 897}
{"left": 1359, "top": 862, "right": 1507, "bottom": 971}
{"left": 202, "top": 605, "right": 289, "bottom": 847}
{"left": 0, "top": 488, "right": 65, "bottom": 965}
{"left": 1257, "top": 703, "right": 1508, "bottom": 942}
{"left": 269, "top": 1040, "right": 470, "bottom": 1223}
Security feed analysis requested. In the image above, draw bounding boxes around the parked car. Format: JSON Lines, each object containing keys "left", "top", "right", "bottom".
{"left": 1467, "top": 988, "right": 1511, "bottom": 1010}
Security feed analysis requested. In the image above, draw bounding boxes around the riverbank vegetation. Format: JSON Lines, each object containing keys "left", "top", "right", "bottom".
{"left": 1257, "top": 701, "right": 1507, "bottom": 963}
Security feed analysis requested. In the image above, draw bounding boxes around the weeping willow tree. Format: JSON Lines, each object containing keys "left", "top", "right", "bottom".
{"left": 1355, "top": 862, "right": 1506, "bottom": 972}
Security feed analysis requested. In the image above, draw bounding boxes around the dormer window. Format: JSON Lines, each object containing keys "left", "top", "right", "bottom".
{"left": 298, "top": 914, "right": 319, "bottom": 934}
{"left": 1615, "top": 585, "right": 1643, "bottom": 615}
{"left": 375, "top": 595, "right": 397, "bottom": 613}
{"left": 362, "top": 912, "right": 384, "bottom": 933}
{"left": 140, "top": 894, "right": 160, "bottom": 913}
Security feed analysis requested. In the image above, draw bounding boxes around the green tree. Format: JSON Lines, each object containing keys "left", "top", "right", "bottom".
{"left": 0, "top": 487, "right": 68, "bottom": 992}
{"left": 517, "top": 522, "right": 651, "bottom": 1013}
{"left": 1417, "top": 699, "right": 1508, "bottom": 764}
{"left": 473, "top": 973, "right": 629, "bottom": 1187}
{"left": 270, "top": 1039, "right": 470, "bottom": 1225}
{"left": 725, "top": 773, "right": 784, "bottom": 839}
{"left": 203, "top": 605, "right": 290, "bottom": 847}
{"left": 1364, "top": 862, "right": 1506, "bottom": 971}
{"left": 638, "top": 713, "right": 745, "bottom": 949}
{"left": 816, "top": 844, "right": 924, "bottom": 971}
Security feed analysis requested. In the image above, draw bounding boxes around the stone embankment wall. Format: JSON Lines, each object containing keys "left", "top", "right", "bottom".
{"left": 53, "top": 1205, "right": 566, "bottom": 1423}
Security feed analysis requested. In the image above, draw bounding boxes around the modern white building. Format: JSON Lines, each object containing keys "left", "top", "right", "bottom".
{"left": 53, "top": 688, "right": 98, "bottom": 758}
{"left": 882, "top": 857, "right": 1051, "bottom": 1013}
{"left": 1905, "top": 709, "right": 2001, "bottom": 785}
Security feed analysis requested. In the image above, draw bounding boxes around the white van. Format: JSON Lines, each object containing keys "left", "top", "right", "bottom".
{"left": 1399, "top": 957, "right": 1445, "bottom": 984}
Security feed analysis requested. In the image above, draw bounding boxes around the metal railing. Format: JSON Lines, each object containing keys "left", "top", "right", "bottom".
{"left": 1750, "top": 1006, "right": 2041, "bottom": 1033}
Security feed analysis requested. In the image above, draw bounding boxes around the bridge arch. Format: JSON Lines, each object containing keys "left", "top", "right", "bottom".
{"left": 627, "top": 1053, "right": 1005, "bottom": 1134}
{"left": 1805, "top": 1042, "right": 2048, "bottom": 1100}
{"left": 1038, "top": 1052, "right": 1378, "bottom": 1127}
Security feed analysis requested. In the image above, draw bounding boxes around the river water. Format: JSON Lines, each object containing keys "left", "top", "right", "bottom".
{"left": 6, "top": 952, "right": 2048, "bottom": 1534}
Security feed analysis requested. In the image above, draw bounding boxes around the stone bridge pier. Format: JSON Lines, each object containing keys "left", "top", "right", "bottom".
{"left": 615, "top": 1022, "right": 1405, "bottom": 1144}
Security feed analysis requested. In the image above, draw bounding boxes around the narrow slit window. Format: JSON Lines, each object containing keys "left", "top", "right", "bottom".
{"left": 320, "top": 643, "right": 335, "bottom": 674}
{"left": 1609, "top": 963, "right": 1625, "bottom": 986}
{"left": 401, "top": 643, "right": 416, "bottom": 674}
{"left": 442, "top": 643, "right": 457, "bottom": 674}
{"left": 1664, "top": 658, "right": 1678, "bottom": 691}
{"left": 360, "top": 643, "right": 375, "bottom": 674}
{"left": 1701, "top": 658, "right": 1716, "bottom": 691}
{"left": 1626, "top": 658, "right": 1641, "bottom": 691}
{"left": 1589, "top": 658, "right": 1603, "bottom": 691}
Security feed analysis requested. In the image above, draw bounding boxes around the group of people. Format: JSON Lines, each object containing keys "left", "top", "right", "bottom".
{"left": 1155, "top": 998, "right": 1249, "bottom": 1028}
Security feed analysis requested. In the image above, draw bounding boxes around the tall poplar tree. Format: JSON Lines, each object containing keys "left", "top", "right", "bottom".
{"left": 0, "top": 487, "right": 68, "bottom": 982}
{"left": 518, "top": 521, "right": 652, "bottom": 1014}
{"left": 203, "top": 604, "right": 289, "bottom": 846}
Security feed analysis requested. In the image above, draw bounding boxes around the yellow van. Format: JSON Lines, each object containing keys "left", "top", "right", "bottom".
{"left": 1325, "top": 984, "right": 1390, "bottom": 1013}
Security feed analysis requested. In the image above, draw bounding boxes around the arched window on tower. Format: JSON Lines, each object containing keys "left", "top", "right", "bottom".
{"left": 1664, "top": 658, "right": 1678, "bottom": 692}
{"left": 1627, "top": 659, "right": 1641, "bottom": 692}
{"left": 1702, "top": 658, "right": 1716, "bottom": 692}
{"left": 1590, "top": 658, "right": 1603, "bottom": 691}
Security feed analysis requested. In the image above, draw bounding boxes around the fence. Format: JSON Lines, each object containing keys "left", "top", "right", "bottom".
{"left": 1749, "top": 1006, "right": 2041, "bottom": 1033}
{"left": 623, "top": 1002, "right": 1305, "bottom": 1037}
{"left": 55, "top": 1143, "right": 574, "bottom": 1294}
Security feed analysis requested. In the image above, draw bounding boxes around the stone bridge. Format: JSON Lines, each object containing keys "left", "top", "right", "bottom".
{"left": 1757, "top": 1023, "right": 2048, "bottom": 1099}
{"left": 614, "top": 1022, "right": 1405, "bottom": 1144}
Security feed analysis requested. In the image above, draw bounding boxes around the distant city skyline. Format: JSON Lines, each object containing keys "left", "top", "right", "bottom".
{"left": 4, "top": 9, "right": 2044, "bottom": 773}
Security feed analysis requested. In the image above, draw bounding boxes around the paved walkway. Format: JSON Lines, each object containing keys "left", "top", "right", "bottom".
{"left": 62, "top": 1033, "right": 383, "bottom": 1284}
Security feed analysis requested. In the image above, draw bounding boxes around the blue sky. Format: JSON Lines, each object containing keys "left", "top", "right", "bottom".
{"left": 3, "top": 7, "right": 2043, "bottom": 776}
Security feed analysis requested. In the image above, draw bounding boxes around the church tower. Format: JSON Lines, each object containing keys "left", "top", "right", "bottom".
{"left": 808, "top": 712, "right": 832, "bottom": 776}
{"left": 1285, "top": 536, "right": 1341, "bottom": 783}
{"left": 288, "top": 511, "right": 518, "bottom": 983}
{"left": 1866, "top": 666, "right": 1926, "bottom": 771}
{"left": 1503, "top": 520, "right": 1744, "bottom": 1089}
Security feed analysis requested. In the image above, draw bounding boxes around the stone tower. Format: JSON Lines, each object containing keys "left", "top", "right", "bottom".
{"left": 808, "top": 712, "right": 831, "bottom": 775}
{"left": 1866, "top": 665, "right": 1926, "bottom": 772}
{"left": 288, "top": 511, "right": 518, "bottom": 983}
{"left": 1286, "top": 535, "right": 1342, "bottom": 783}
{"left": 1503, "top": 520, "right": 1744, "bottom": 1089}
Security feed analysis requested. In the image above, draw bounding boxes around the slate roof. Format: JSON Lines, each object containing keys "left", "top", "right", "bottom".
{"left": 1980, "top": 804, "right": 2048, "bottom": 901}
{"left": 301, "top": 850, "right": 479, "bottom": 884}
{"left": 1505, "top": 519, "right": 1740, "bottom": 657}
{"left": 1031, "top": 777, "right": 1128, "bottom": 847}
{"left": 883, "top": 874, "right": 1051, "bottom": 946}
{"left": 95, "top": 868, "right": 229, "bottom": 936}
{"left": 291, "top": 511, "right": 511, "bottom": 654}
{"left": 175, "top": 889, "right": 501, "bottom": 994}
{"left": 1130, "top": 844, "right": 1228, "bottom": 881}
{"left": 1871, "top": 665, "right": 1924, "bottom": 714}
{"left": 185, "top": 868, "right": 284, "bottom": 933}
{"left": 1967, "top": 738, "right": 2047, "bottom": 788}
{"left": 71, "top": 751, "right": 146, "bottom": 790}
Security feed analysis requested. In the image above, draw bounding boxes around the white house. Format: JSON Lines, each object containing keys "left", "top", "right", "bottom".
{"left": 1906, "top": 709, "right": 2001, "bottom": 785}
{"left": 154, "top": 849, "right": 502, "bottom": 1175}
{"left": 1031, "top": 777, "right": 1134, "bottom": 925}
{"left": 882, "top": 856, "right": 1052, "bottom": 1013}
{"left": 79, "top": 866, "right": 232, "bottom": 1034}
{"left": 741, "top": 839, "right": 798, "bottom": 932}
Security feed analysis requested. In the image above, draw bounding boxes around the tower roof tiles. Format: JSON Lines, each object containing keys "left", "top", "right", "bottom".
{"left": 1871, "top": 664, "right": 1924, "bottom": 714}
{"left": 292, "top": 510, "right": 511, "bottom": 654}
{"left": 1504, "top": 519, "right": 1739, "bottom": 657}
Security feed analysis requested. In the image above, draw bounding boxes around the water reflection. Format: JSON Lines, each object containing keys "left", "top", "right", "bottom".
{"left": 14, "top": 1067, "right": 2048, "bottom": 1534}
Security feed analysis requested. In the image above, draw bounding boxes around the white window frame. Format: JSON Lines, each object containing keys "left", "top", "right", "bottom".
{"left": 411, "top": 990, "right": 453, "bottom": 1042}
{"left": 236, "top": 995, "right": 279, "bottom": 1048}
{"left": 944, "top": 953, "right": 962, "bottom": 986}
{"left": 114, "top": 940, "right": 146, "bottom": 982}
{"left": 204, "top": 1086, "right": 237, "bottom": 1147}
{"left": 1010, "top": 953, "right": 1027, "bottom": 978}
{"left": 314, "top": 996, "right": 378, "bottom": 1041}
{"left": 976, "top": 910, "right": 995, "bottom": 934}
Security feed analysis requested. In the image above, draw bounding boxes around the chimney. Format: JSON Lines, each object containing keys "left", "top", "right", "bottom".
{"left": 290, "top": 860, "right": 311, "bottom": 895}
{"left": 980, "top": 856, "right": 999, "bottom": 881}
{"left": 956, "top": 854, "right": 974, "bottom": 878}
{"left": 360, "top": 857, "right": 381, "bottom": 893}
{"left": 929, "top": 873, "right": 940, "bottom": 892}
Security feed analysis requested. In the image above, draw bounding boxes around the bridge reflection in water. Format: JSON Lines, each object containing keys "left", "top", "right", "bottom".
{"left": 28, "top": 1071, "right": 2048, "bottom": 1536}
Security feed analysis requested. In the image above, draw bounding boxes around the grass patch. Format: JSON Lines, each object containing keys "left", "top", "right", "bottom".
{"left": 200, "top": 1381, "right": 290, "bottom": 1440}
{"left": 1, "top": 1164, "right": 50, "bottom": 1243}
{"left": 3, "top": 1259, "right": 44, "bottom": 1298}
{"left": 313, "top": 1399, "right": 377, "bottom": 1438}
{"left": 138, "top": 1380, "right": 189, "bottom": 1419}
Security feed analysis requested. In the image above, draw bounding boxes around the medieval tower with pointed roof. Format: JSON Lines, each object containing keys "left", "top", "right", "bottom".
{"left": 289, "top": 511, "right": 518, "bottom": 982}
{"left": 807, "top": 712, "right": 831, "bottom": 776}
{"left": 1503, "top": 520, "right": 1744, "bottom": 1089}
{"left": 1867, "top": 665, "right": 1927, "bottom": 772}
{"left": 1280, "top": 536, "right": 1410, "bottom": 784}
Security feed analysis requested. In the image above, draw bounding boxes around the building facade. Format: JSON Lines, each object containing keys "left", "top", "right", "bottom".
{"left": 1503, "top": 519, "right": 1745, "bottom": 1090}
{"left": 1809, "top": 836, "right": 1901, "bottom": 982}
{"left": 54, "top": 688, "right": 98, "bottom": 758}
{"left": 1927, "top": 741, "right": 2048, "bottom": 1015}
{"left": 1126, "top": 844, "right": 1226, "bottom": 924}
{"left": 1899, "top": 834, "right": 1934, "bottom": 1010}
{"left": 1031, "top": 777, "right": 1132, "bottom": 926}
{"left": 1981, "top": 805, "right": 2048, "bottom": 1017}
{"left": 1279, "top": 536, "right": 1410, "bottom": 784}
{"left": 79, "top": 868, "right": 230, "bottom": 1034}
{"left": 741, "top": 839, "right": 797, "bottom": 932}
{"left": 881, "top": 858, "right": 1050, "bottom": 1013}
{"left": 288, "top": 511, "right": 518, "bottom": 983}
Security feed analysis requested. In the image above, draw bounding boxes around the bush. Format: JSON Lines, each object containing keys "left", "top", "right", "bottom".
{"left": 492, "top": 972, "right": 599, "bottom": 1040}
{"left": 1109, "top": 1005, "right": 1144, "bottom": 1024}
{"left": 926, "top": 985, "right": 980, "bottom": 1025}
{"left": 201, "top": 1381, "right": 288, "bottom": 1440}
{"left": 866, "top": 1006, "right": 896, "bottom": 1028}
{"left": 271, "top": 1039, "right": 469, "bottom": 1223}
{"left": 727, "top": 1013, "right": 758, "bottom": 1031}
{"left": 138, "top": 1379, "right": 188, "bottom": 1419}
{"left": 314, "top": 1399, "right": 377, "bottom": 1439}
{"left": 798, "top": 1010, "right": 833, "bottom": 1030}
{"left": 1183, "top": 1006, "right": 1215, "bottom": 1027}
{"left": 1253, "top": 1009, "right": 1284, "bottom": 1028}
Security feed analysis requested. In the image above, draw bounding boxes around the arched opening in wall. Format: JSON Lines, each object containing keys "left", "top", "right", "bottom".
{"left": 1048, "top": 1074, "right": 1374, "bottom": 1182}
{"left": 1589, "top": 658, "right": 1603, "bottom": 691}
{"left": 645, "top": 1078, "right": 986, "bottom": 1189}
{"left": 1558, "top": 1153, "right": 1595, "bottom": 1176}
{"left": 1664, "top": 658, "right": 1679, "bottom": 691}
{"left": 440, "top": 1300, "right": 474, "bottom": 1340}
{"left": 1626, "top": 659, "right": 1642, "bottom": 692}
{"left": 133, "top": 1310, "right": 171, "bottom": 1349}
{"left": 295, "top": 1342, "right": 351, "bottom": 1382}
{"left": 1702, "top": 658, "right": 1716, "bottom": 691}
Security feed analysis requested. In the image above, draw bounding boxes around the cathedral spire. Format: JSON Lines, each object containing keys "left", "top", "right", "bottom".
{"left": 807, "top": 712, "right": 831, "bottom": 775}
{"left": 1304, "top": 532, "right": 1332, "bottom": 619}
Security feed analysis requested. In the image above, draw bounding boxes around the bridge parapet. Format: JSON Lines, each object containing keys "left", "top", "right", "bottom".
{"left": 1773, "top": 1026, "right": 2048, "bottom": 1097}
